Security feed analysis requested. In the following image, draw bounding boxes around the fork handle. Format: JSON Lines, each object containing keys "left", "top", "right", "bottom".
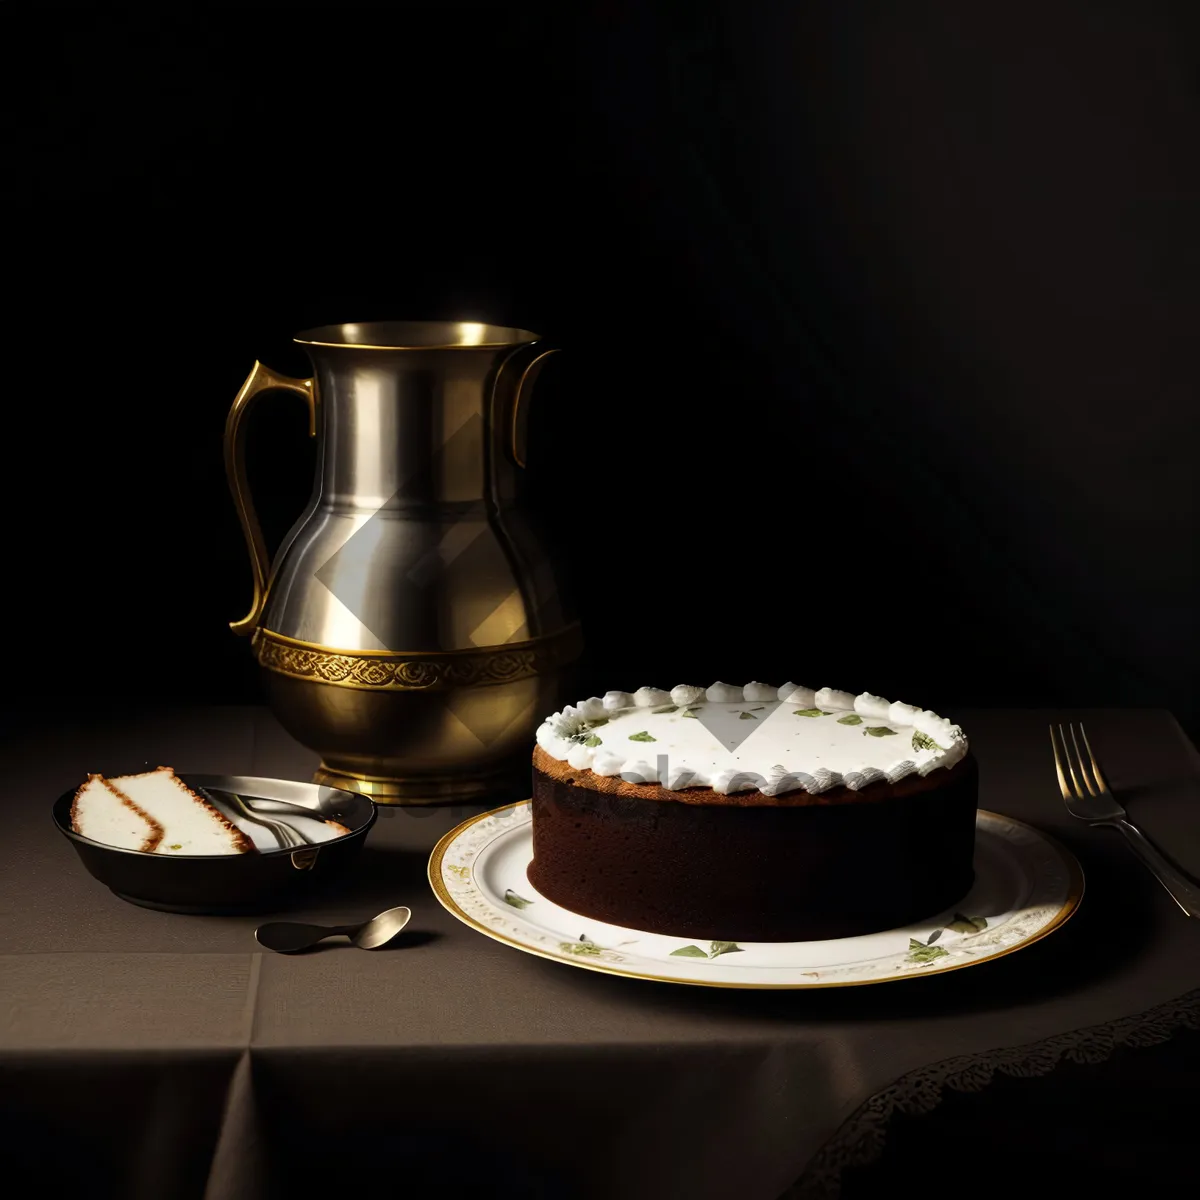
{"left": 1109, "top": 819, "right": 1200, "bottom": 918}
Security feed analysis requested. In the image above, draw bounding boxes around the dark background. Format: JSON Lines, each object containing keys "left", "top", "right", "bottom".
{"left": 5, "top": 1, "right": 1197, "bottom": 736}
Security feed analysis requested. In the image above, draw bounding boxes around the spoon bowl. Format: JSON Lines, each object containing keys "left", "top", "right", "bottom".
{"left": 352, "top": 905, "right": 414, "bottom": 949}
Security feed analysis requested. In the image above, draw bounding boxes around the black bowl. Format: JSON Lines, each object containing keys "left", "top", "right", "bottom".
{"left": 53, "top": 773, "right": 378, "bottom": 914}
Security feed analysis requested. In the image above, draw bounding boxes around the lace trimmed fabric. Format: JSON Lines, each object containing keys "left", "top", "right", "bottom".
{"left": 785, "top": 986, "right": 1200, "bottom": 1199}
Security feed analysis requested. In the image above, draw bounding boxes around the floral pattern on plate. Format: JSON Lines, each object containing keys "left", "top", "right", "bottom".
{"left": 428, "top": 804, "right": 1082, "bottom": 988}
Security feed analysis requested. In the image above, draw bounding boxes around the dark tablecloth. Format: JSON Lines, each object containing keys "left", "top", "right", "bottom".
{"left": 1, "top": 706, "right": 1198, "bottom": 1200}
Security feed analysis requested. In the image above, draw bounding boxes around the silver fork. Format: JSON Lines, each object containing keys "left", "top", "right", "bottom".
{"left": 1050, "top": 723, "right": 1200, "bottom": 918}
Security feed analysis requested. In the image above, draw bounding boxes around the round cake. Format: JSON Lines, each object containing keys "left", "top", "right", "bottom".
{"left": 527, "top": 682, "right": 978, "bottom": 941}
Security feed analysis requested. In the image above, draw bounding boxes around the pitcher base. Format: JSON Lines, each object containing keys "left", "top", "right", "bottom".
{"left": 312, "top": 762, "right": 528, "bottom": 806}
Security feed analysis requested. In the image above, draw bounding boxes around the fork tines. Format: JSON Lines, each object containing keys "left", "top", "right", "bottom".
{"left": 1050, "top": 722, "right": 1110, "bottom": 801}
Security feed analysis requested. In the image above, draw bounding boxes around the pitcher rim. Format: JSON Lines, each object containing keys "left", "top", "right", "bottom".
{"left": 293, "top": 320, "right": 542, "bottom": 351}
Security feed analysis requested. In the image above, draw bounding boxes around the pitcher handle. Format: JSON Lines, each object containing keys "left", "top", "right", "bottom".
{"left": 493, "top": 342, "right": 560, "bottom": 469}
{"left": 223, "top": 361, "right": 317, "bottom": 635}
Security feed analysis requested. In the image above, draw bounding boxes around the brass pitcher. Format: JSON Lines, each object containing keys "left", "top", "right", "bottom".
{"left": 223, "top": 321, "right": 580, "bottom": 804}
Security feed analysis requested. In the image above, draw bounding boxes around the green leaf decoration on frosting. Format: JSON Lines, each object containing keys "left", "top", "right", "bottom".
{"left": 738, "top": 711, "right": 757, "bottom": 720}
{"left": 650, "top": 704, "right": 678, "bottom": 714}
{"left": 587, "top": 717, "right": 608, "bottom": 728}
{"left": 671, "top": 944, "right": 709, "bottom": 958}
{"left": 680, "top": 707, "right": 700, "bottom": 718}
{"left": 838, "top": 714, "right": 863, "bottom": 725}
{"left": 912, "top": 730, "right": 945, "bottom": 753}
{"left": 863, "top": 725, "right": 898, "bottom": 737}
{"left": 583, "top": 734, "right": 603, "bottom": 747}
{"left": 946, "top": 913, "right": 988, "bottom": 934}
{"left": 628, "top": 731, "right": 656, "bottom": 742}
{"left": 906, "top": 938, "right": 950, "bottom": 964}
{"left": 709, "top": 941, "right": 742, "bottom": 958}
{"left": 750, "top": 706, "right": 765, "bottom": 711}
{"left": 794, "top": 708, "right": 824, "bottom": 717}
{"left": 504, "top": 889, "right": 533, "bottom": 909}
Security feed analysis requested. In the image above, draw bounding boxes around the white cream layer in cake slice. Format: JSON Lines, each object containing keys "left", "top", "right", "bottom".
{"left": 106, "top": 767, "right": 254, "bottom": 855}
{"left": 71, "top": 774, "right": 163, "bottom": 852}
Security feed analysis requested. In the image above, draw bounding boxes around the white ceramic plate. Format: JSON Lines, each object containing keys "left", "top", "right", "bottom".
{"left": 428, "top": 803, "right": 1084, "bottom": 988}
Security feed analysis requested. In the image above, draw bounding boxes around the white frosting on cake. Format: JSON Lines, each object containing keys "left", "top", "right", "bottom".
{"left": 535, "top": 683, "right": 968, "bottom": 796}
{"left": 670, "top": 684, "right": 705, "bottom": 707}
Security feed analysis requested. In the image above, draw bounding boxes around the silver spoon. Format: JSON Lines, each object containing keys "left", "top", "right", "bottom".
{"left": 254, "top": 906, "right": 412, "bottom": 954}
{"left": 201, "top": 788, "right": 310, "bottom": 849}
{"left": 243, "top": 797, "right": 347, "bottom": 821}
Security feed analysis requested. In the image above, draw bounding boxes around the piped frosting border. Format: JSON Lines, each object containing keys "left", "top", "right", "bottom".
{"left": 534, "top": 682, "right": 968, "bottom": 796}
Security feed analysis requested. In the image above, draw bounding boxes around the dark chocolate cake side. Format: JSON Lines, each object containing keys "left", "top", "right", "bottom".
{"left": 527, "top": 751, "right": 979, "bottom": 942}
{"left": 527, "top": 682, "right": 978, "bottom": 942}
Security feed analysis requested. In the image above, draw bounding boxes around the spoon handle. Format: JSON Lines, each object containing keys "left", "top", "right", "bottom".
{"left": 254, "top": 921, "right": 362, "bottom": 953}
{"left": 246, "top": 798, "right": 329, "bottom": 819}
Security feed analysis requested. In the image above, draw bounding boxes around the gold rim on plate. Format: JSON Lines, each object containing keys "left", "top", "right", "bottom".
{"left": 427, "top": 802, "right": 1086, "bottom": 989}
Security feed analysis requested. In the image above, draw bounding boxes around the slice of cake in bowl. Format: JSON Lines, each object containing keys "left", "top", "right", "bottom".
{"left": 70, "top": 774, "right": 164, "bottom": 853}
{"left": 106, "top": 767, "right": 254, "bottom": 855}
{"left": 55, "top": 772, "right": 378, "bottom": 913}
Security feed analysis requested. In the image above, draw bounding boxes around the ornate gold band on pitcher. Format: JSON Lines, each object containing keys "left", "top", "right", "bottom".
{"left": 252, "top": 624, "right": 583, "bottom": 692}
